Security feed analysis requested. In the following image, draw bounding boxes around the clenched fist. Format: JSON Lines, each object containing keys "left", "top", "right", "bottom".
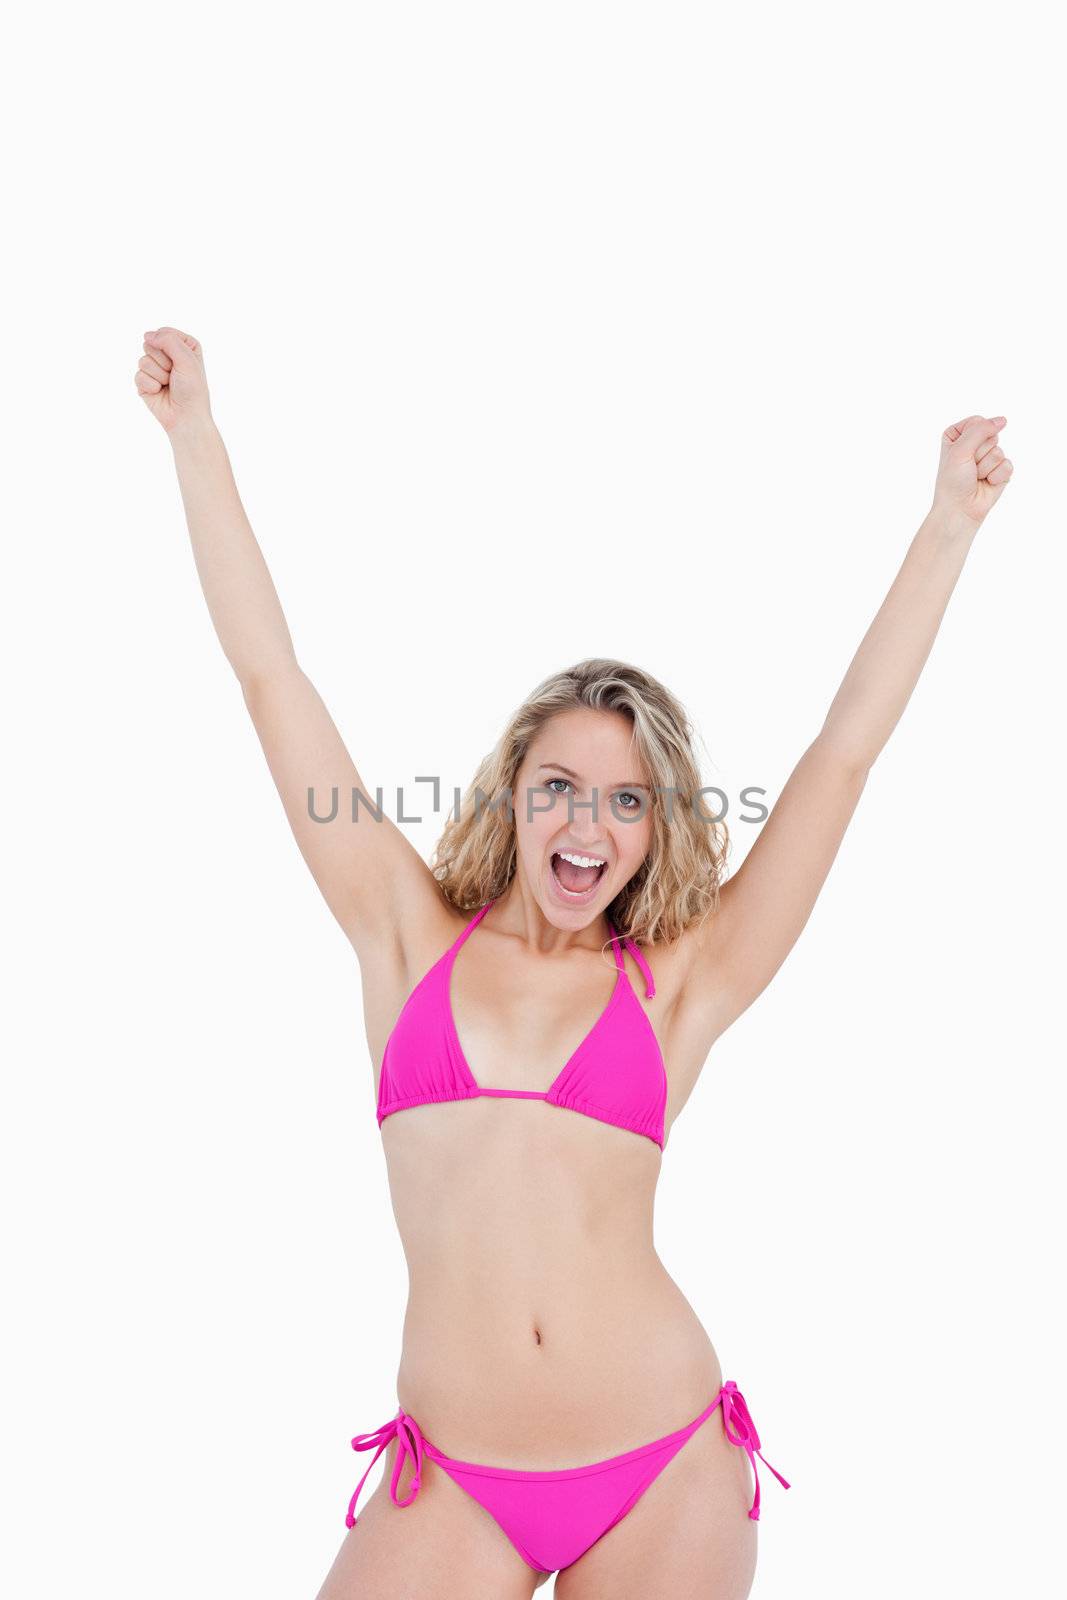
{"left": 135, "top": 327, "right": 212, "bottom": 436}
{"left": 933, "top": 414, "right": 1014, "bottom": 530}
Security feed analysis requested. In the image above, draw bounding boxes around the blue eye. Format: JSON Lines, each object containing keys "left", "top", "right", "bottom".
{"left": 543, "top": 779, "right": 643, "bottom": 810}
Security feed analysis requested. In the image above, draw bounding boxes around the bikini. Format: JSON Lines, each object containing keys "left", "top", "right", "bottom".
{"left": 345, "top": 898, "right": 789, "bottom": 1575}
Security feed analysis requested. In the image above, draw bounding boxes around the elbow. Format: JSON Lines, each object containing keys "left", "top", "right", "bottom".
{"left": 812, "top": 730, "right": 874, "bottom": 783}
{"left": 238, "top": 654, "right": 301, "bottom": 704}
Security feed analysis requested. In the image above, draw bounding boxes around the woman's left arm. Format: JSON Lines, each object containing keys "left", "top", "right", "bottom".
{"left": 685, "top": 413, "right": 1014, "bottom": 1036}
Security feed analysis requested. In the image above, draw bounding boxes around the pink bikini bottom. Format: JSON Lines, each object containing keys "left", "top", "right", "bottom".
{"left": 343, "top": 1380, "right": 789, "bottom": 1576}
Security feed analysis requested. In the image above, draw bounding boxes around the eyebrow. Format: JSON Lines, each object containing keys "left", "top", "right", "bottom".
{"left": 536, "top": 763, "right": 650, "bottom": 790}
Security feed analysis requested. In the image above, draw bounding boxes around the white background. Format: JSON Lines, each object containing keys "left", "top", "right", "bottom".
{"left": 4, "top": 3, "right": 1064, "bottom": 1597}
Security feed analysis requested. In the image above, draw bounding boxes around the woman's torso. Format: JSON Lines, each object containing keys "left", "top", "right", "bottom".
{"left": 364, "top": 897, "right": 722, "bottom": 1468}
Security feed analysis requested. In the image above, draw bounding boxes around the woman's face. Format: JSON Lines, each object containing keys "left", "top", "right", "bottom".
{"left": 513, "top": 708, "right": 654, "bottom": 926}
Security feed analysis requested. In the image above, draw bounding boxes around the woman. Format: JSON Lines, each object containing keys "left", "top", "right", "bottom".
{"left": 136, "top": 327, "right": 1013, "bottom": 1599}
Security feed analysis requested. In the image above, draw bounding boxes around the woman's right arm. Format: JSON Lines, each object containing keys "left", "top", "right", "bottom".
{"left": 135, "top": 326, "right": 440, "bottom": 962}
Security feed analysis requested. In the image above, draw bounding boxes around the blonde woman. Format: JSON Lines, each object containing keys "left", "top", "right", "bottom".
{"left": 136, "top": 326, "right": 1012, "bottom": 1599}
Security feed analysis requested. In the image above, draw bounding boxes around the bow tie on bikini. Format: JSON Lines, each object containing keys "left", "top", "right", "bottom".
{"left": 719, "top": 1380, "right": 792, "bottom": 1521}
{"left": 346, "top": 1412, "right": 425, "bottom": 1528}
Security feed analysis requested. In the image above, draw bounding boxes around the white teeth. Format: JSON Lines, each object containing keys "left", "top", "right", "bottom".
{"left": 557, "top": 851, "right": 606, "bottom": 870}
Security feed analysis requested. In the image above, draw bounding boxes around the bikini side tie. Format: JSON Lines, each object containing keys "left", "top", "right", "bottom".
{"left": 719, "top": 1380, "right": 791, "bottom": 1521}
{"left": 345, "top": 1409, "right": 425, "bottom": 1528}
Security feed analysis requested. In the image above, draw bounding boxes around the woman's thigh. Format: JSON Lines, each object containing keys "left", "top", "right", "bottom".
{"left": 313, "top": 1439, "right": 548, "bottom": 1600}
{"left": 555, "top": 1413, "right": 759, "bottom": 1600}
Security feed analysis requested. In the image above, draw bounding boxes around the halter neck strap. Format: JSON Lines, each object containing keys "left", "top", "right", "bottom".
{"left": 447, "top": 899, "right": 493, "bottom": 962}
{"left": 607, "top": 919, "right": 656, "bottom": 999}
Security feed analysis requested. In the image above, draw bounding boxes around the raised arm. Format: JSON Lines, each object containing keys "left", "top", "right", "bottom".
{"left": 683, "top": 414, "right": 1014, "bottom": 1040}
{"left": 135, "top": 326, "right": 439, "bottom": 960}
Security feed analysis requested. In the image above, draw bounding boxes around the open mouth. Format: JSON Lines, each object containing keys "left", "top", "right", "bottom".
{"left": 550, "top": 851, "right": 608, "bottom": 898}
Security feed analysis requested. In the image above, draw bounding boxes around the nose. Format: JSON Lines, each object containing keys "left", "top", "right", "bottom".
{"left": 567, "top": 820, "right": 610, "bottom": 851}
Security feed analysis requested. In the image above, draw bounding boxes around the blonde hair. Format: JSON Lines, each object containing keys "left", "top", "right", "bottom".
{"left": 430, "top": 658, "right": 728, "bottom": 947}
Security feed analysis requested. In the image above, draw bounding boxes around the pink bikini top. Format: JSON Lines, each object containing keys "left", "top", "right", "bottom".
{"left": 376, "top": 899, "right": 667, "bottom": 1149}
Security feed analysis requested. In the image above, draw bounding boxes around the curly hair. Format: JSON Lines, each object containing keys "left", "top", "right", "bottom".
{"left": 430, "top": 658, "right": 728, "bottom": 948}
